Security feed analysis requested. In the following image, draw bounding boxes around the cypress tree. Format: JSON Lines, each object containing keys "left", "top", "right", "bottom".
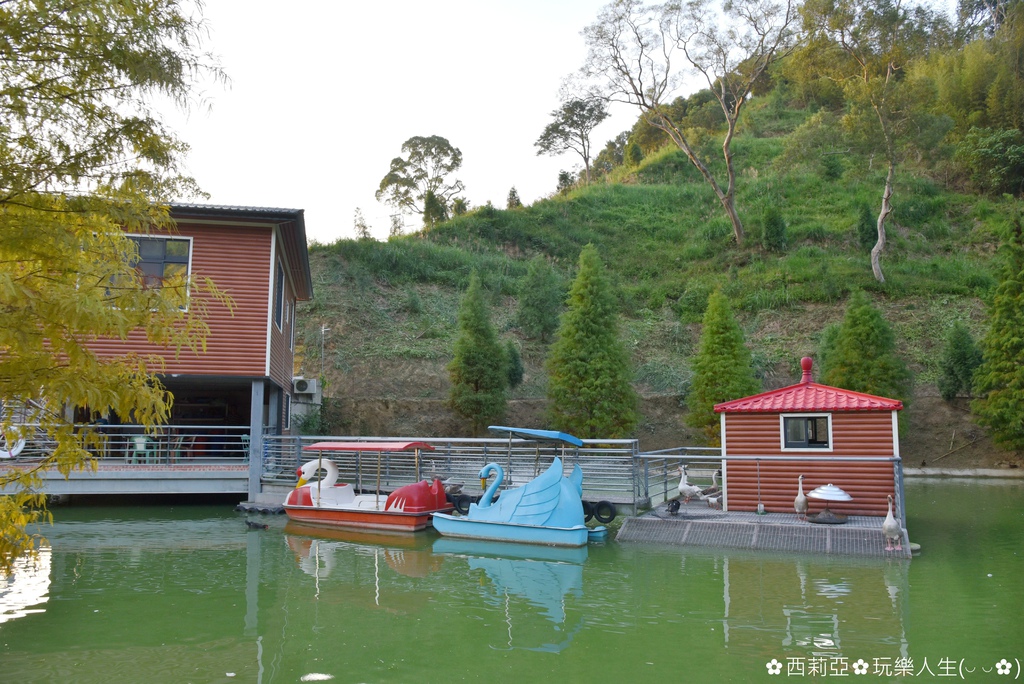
{"left": 447, "top": 272, "right": 507, "bottom": 435}
{"left": 507, "top": 186, "right": 522, "bottom": 209}
{"left": 505, "top": 339, "right": 524, "bottom": 389}
{"left": 516, "top": 255, "right": 562, "bottom": 342}
{"left": 856, "top": 202, "right": 876, "bottom": 251}
{"left": 938, "top": 321, "right": 982, "bottom": 401}
{"left": 762, "top": 206, "right": 787, "bottom": 252}
{"left": 972, "top": 216, "right": 1024, "bottom": 450}
{"left": 685, "top": 290, "right": 761, "bottom": 444}
{"left": 546, "top": 245, "right": 638, "bottom": 438}
{"left": 820, "top": 290, "right": 911, "bottom": 402}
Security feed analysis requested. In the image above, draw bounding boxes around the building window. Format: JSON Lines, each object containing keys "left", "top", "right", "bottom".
{"left": 289, "top": 300, "right": 296, "bottom": 351}
{"left": 273, "top": 260, "right": 284, "bottom": 329}
{"left": 128, "top": 236, "right": 191, "bottom": 288}
{"left": 781, "top": 414, "right": 832, "bottom": 450}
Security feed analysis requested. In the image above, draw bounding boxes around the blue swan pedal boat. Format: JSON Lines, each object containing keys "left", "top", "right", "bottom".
{"left": 431, "top": 456, "right": 606, "bottom": 547}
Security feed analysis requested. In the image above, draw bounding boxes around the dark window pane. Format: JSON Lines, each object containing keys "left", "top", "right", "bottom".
{"left": 165, "top": 239, "right": 189, "bottom": 260}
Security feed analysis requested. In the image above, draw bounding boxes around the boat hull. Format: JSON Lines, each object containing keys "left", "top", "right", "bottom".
{"left": 431, "top": 512, "right": 590, "bottom": 547}
{"left": 283, "top": 504, "right": 451, "bottom": 532}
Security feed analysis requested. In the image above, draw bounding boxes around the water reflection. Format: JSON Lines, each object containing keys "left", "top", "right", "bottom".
{"left": 433, "top": 538, "right": 586, "bottom": 653}
{"left": 284, "top": 522, "right": 443, "bottom": 581}
{"left": 0, "top": 480, "right": 1017, "bottom": 683}
{"left": 705, "top": 548, "right": 910, "bottom": 663}
{"left": 0, "top": 546, "right": 51, "bottom": 624}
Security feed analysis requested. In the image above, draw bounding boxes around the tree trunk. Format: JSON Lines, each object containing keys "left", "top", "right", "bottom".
{"left": 720, "top": 191, "right": 745, "bottom": 245}
{"left": 871, "top": 161, "right": 895, "bottom": 283}
{"left": 653, "top": 113, "right": 745, "bottom": 245}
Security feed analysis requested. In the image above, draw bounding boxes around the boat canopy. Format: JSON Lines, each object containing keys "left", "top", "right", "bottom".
{"left": 487, "top": 426, "right": 583, "bottom": 447}
{"left": 303, "top": 441, "right": 435, "bottom": 452}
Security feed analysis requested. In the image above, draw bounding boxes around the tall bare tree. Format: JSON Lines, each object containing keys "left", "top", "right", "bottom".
{"left": 535, "top": 98, "right": 609, "bottom": 183}
{"left": 579, "top": 0, "right": 796, "bottom": 244}
{"left": 801, "top": 0, "right": 949, "bottom": 281}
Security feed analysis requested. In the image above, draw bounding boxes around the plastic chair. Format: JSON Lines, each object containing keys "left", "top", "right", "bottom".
{"left": 129, "top": 435, "right": 158, "bottom": 464}
{"left": 240, "top": 434, "right": 250, "bottom": 463}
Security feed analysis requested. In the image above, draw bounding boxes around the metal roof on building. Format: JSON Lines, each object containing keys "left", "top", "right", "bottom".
{"left": 714, "top": 357, "right": 903, "bottom": 413}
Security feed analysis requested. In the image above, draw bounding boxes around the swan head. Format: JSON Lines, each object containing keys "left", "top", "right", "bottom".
{"left": 295, "top": 459, "right": 335, "bottom": 488}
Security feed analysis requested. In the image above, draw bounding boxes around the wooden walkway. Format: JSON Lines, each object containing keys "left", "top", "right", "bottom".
{"left": 616, "top": 502, "right": 911, "bottom": 559}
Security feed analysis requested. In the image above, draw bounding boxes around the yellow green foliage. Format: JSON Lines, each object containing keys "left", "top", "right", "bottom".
{"left": 0, "top": 0, "right": 224, "bottom": 573}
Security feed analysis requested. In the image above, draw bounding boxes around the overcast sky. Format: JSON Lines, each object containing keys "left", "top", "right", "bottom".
{"left": 168, "top": 0, "right": 637, "bottom": 243}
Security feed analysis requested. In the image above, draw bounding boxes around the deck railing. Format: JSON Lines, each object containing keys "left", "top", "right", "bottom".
{"left": 635, "top": 451, "right": 906, "bottom": 527}
{"left": 1, "top": 424, "right": 254, "bottom": 464}
{"left": 262, "top": 435, "right": 641, "bottom": 504}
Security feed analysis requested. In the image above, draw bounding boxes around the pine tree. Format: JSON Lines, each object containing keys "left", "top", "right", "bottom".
{"left": 546, "top": 245, "right": 638, "bottom": 438}
{"left": 972, "top": 215, "right": 1024, "bottom": 450}
{"left": 516, "top": 255, "right": 563, "bottom": 342}
{"left": 762, "top": 206, "right": 788, "bottom": 252}
{"left": 685, "top": 290, "right": 761, "bottom": 444}
{"left": 505, "top": 339, "right": 524, "bottom": 389}
{"left": 856, "top": 202, "right": 876, "bottom": 251}
{"left": 820, "top": 290, "right": 912, "bottom": 402}
{"left": 507, "top": 186, "right": 522, "bottom": 209}
{"left": 447, "top": 272, "right": 507, "bottom": 435}
{"left": 938, "top": 321, "right": 982, "bottom": 401}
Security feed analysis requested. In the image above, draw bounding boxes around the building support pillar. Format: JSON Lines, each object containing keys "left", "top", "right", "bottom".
{"left": 247, "top": 380, "right": 265, "bottom": 501}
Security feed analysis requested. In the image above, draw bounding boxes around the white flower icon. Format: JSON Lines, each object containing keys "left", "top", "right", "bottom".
{"left": 766, "top": 659, "right": 783, "bottom": 675}
{"left": 996, "top": 659, "right": 1012, "bottom": 675}
{"left": 852, "top": 659, "right": 869, "bottom": 675}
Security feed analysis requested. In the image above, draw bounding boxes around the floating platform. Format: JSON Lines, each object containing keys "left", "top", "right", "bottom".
{"left": 617, "top": 503, "right": 911, "bottom": 559}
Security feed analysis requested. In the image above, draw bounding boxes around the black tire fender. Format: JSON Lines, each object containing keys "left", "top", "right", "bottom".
{"left": 582, "top": 500, "right": 594, "bottom": 522}
{"left": 454, "top": 494, "right": 473, "bottom": 515}
{"left": 594, "top": 500, "right": 616, "bottom": 524}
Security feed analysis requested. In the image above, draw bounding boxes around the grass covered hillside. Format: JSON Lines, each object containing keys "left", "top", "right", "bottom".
{"left": 294, "top": 107, "right": 1017, "bottom": 466}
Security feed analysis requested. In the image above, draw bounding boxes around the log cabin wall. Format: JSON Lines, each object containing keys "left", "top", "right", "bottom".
{"left": 722, "top": 412, "right": 897, "bottom": 516}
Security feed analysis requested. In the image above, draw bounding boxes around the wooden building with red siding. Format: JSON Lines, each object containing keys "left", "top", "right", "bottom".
{"left": 87, "top": 204, "right": 313, "bottom": 498}
{"left": 714, "top": 357, "right": 903, "bottom": 518}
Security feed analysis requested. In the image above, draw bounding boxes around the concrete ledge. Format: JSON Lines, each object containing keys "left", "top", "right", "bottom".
{"left": 904, "top": 467, "right": 1024, "bottom": 478}
{"left": 0, "top": 462, "right": 249, "bottom": 495}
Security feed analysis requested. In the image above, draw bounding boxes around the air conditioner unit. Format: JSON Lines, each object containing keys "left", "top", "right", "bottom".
{"left": 293, "top": 377, "right": 317, "bottom": 395}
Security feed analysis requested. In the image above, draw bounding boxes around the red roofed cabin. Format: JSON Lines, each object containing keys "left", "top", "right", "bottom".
{"left": 714, "top": 357, "right": 903, "bottom": 518}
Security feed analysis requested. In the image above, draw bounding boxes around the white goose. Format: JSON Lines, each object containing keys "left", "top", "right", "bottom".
{"left": 794, "top": 474, "right": 809, "bottom": 520}
{"left": 677, "top": 465, "right": 703, "bottom": 503}
{"left": 883, "top": 494, "right": 903, "bottom": 551}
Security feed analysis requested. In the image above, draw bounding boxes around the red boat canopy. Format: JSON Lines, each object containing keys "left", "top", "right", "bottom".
{"left": 302, "top": 441, "right": 435, "bottom": 452}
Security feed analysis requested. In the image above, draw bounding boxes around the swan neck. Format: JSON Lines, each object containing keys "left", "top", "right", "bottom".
{"left": 480, "top": 465, "right": 503, "bottom": 507}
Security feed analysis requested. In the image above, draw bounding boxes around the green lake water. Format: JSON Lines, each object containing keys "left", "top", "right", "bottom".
{"left": 1, "top": 478, "right": 1021, "bottom": 683}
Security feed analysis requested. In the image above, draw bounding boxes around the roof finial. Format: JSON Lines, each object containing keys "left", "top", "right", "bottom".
{"left": 800, "top": 357, "right": 814, "bottom": 383}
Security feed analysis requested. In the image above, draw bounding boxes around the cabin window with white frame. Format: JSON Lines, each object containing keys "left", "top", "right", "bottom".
{"left": 273, "top": 260, "right": 284, "bottom": 329}
{"left": 781, "top": 414, "right": 832, "bottom": 450}
{"left": 129, "top": 236, "right": 191, "bottom": 288}
{"left": 289, "top": 299, "right": 296, "bottom": 350}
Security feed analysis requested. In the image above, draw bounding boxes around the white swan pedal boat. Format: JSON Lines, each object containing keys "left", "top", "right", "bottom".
{"left": 283, "top": 441, "right": 453, "bottom": 532}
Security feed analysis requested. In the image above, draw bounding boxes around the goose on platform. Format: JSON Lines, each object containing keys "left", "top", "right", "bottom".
{"left": 794, "top": 474, "right": 809, "bottom": 520}
{"left": 700, "top": 469, "right": 722, "bottom": 500}
{"left": 883, "top": 494, "right": 903, "bottom": 551}
{"left": 677, "top": 465, "right": 703, "bottom": 503}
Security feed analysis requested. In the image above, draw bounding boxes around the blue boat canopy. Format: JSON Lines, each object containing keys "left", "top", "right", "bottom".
{"left": 487, "top": 426, "right": 583, "bottom": 447}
